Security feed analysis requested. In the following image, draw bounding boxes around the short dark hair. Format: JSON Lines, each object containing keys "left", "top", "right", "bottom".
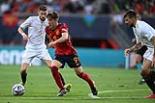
{"left": 38, "top": 5, "right": 47, "bottom": 11}
{"left": 47, "top": 12, "right": 59, "bottom": 20}
{"left": 124, "top": 10, "right": 137, "bottom": 19}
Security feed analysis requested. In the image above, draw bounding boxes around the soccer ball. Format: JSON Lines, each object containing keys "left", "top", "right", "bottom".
{"left": 12, "top": 84, "right": 25, "bottom": 96}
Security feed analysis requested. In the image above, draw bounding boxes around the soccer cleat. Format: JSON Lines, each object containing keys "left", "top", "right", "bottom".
{"left": 145, "top": 93, "right": 155, "bottom": 99}
{"left": 57, "top": 89, "right": 67, "bottom": 96}
{"left": 88, "top": 93, "right": 100, "bottom": 99}
{"left": 91, "top": 81, "right": 98, "bottom": 96}
{"left": 64, "top": 83, "right": 72, "bottom": 92}
{"left": 138, "top": 79, "right": 145, "bottom": 85}
{"left": 91, "top": 86, "right": 98, "bottom": 96}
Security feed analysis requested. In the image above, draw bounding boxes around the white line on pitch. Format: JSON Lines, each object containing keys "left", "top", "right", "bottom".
{"left": 99, "top": 96, "right": 144, "bottom": 99}
{"left": 98, "top": 88, "right": 148, "bottom": 94}
{"left": 88, "top": 88, "right": 148, "bottom": 99}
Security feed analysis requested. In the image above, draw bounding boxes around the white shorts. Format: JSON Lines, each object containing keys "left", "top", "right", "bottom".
{"left": 143, "top": 47, "right": 154, "bottom": 62}
{"left": 22, "top": 49, "right": 52, "bottom": 64}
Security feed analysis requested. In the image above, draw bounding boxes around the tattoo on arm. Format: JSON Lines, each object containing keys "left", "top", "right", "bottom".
{"left": 151, "top": 36, "right": 155, "bottom": 54}
{"left": 130, "top": 42, "right": 142, "bottom": 52}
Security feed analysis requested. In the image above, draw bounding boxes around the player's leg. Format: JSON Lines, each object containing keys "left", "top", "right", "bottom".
{"left": 136, "top": 46, "right": 147, "bottom": 84}
{"left": 20, "top": 63, "right": 29, "bottom": 86}
{"left": 59, "top": 71, "right": 65, "bottom": 86}
{"left": 74, "top": 66, "right": 98, "bottom": 96}
{"left": 44, "top": 59, "right": 65, "bottom": 90}
{"left": 141, "top": 48, "right": 155, "bottom": 98}
{"left": 46, "top": 59, "right": 70, "bottom": 96}
{"left": 40, "top": 51, "right": 70, "bottom": 96}
{"left": 135, "top": 55, "right": 145, "bottom": 84}
{"left": 141, "top": 59, "right": 155, "bottom": 98}
{"left": 20, "top": 50, "right": 34, "bottom": 86}
{"left": 38, "top": 49, "right": 65, "bottom": 88}
{"left": 44, "top": 59, "right": 65, "bottom": 84}
{"left": 51, "top": 60, "right": 68, "bottom": 96}
{"left": 67, "top": 54, "right": 98, "bottom": 96}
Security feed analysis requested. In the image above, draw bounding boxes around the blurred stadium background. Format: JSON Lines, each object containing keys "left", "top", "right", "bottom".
{"left": 0, "top": 0, "right": 155, "bottom": 67}
{"left": 0, "top": 0, "right": 155, "bottom": 103}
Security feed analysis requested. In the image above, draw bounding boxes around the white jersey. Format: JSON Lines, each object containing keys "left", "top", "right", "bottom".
{"left": 132, "top": 20, "right": 155, "bottom": 48}
{"left": 132, "top": 20, "right": 155, "bottom": 61}
{"left": 20, "top": 16, "right": 48, "bottom": 50}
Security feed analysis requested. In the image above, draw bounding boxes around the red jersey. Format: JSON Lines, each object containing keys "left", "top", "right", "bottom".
{"left": 46, "top": 23, "right": 77, "bottom": 55}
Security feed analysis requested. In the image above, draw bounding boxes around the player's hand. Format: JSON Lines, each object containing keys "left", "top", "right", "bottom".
{"left": 48, "top": 41, "right": 56, "bottom": 48}
{"left": 21, "top": 33, "right": 28, "bottom": 41}
{"left": 124, "top": 48, "right": 131, "bottom": 56}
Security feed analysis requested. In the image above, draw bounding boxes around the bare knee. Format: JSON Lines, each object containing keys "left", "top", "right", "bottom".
{"left": 50, "top": 60, "right": 62, "bottom": 69}
{"left": 74, "top": 67, "right": 83, "bottom": 75}
{"left": 20, "top": 63, "right": 29, "bottom": 73}
{"left": 75, "top": 70, "right": 81, "bottom": 76}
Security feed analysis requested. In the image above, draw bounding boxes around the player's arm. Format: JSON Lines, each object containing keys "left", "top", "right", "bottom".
{"left": 18, "top": 17, "right": 31, "bottom": 41}
{"left": 150, "top": 36, "right": 155, "bottom": 64}
{"left": 129, "top": 42, "right": 142, "bottom": 52}
{"left": 151, "top": 36, "right": 155, "bottom": 54}
{"left": 18, "top": 27, "right": 28, "bottom": 41}
{"left": 55, "top": 31, "right": 68, "bottom": 43}
{"left": 124, "top": 42, "right": 142, "bottom": 56}
{"left": 48, "top": 29, "right": 68, "bottom": 47}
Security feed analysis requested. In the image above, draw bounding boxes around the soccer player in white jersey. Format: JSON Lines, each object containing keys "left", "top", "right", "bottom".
{"left": 124, "top": 10, "right": 155, "bottom": 99}
{"left": 17, "top": 5, "right": 69, "bottom": 93}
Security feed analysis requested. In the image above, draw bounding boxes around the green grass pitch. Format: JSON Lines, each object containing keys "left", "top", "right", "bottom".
{"left": 0, "top": 65, "right": 154, "bottom": 103}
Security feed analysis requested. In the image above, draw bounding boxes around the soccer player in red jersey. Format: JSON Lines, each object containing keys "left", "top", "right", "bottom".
{"left": 45, "top": 12, "right": 98, "bottom": 96}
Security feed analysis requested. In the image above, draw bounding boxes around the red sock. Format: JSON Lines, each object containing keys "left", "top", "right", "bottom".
{"left": 50, "top": 66, "right": 64, "bottom": 90}
{"left": 77, "top": 72, "right": 95, "bottom": 89}
{"left": 59, "top": 72, "right": 65, "bottom": 86}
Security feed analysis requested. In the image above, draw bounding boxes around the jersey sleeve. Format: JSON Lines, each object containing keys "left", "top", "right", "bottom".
{"left": 61, "top": 23, "right": 68, "bottom": 33}
{"left": 142, "top": 22, "right": 155, "bottom": 41}
{"left": 135, "top": 35, "right": 140, "bottom": 43}
{"left": 20, "top": 17, "right": 32, "bottom": 29}
{"left": 133, "top": 28, "right": 140, "bottom": 43}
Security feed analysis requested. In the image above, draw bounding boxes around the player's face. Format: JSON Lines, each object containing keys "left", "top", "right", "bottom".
{"left": 38, "top": 10, "right": 48, "bottom": 21}
{"left": 48, "top": 19, "right": 57, "bottom": 30}
{"left": 124, "top": 16, "right": 135, "bottom": 27}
